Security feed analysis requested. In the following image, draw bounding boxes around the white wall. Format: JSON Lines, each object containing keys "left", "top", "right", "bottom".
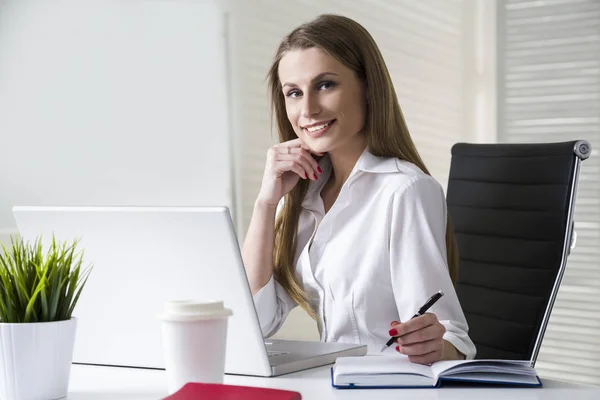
{"left": 463, "top": 0, "right": 498, "bottom": 144}
{"left": 225, "top": 0, "right": 497, "bottom": 341}
{"left": 0, "top": 232, "right": 14, "bottom": 247}
{"left": 0, "top": 0, "right": 233, "bottom": 236}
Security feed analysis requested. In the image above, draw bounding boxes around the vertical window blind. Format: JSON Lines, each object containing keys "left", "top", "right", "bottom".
{"left": 497, "top": 0, "right": 600, "bottom": 385}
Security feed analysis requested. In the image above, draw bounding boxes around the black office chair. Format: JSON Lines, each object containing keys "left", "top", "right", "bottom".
{"left": 447, "top": 140, "right": 591, "bottom": 363}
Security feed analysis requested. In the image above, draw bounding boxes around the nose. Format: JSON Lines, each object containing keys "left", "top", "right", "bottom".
{"left": 301, "top": 92, "right": 321, "bottom": 118}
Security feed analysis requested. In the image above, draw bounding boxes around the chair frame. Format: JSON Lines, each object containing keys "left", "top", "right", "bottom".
{"left": 529, "top": 140, "right": 590, "bottom": 365}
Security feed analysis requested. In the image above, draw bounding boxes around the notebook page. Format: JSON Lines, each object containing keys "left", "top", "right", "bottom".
{"left": 438, "top": 372, "right": 540, "bottom": 385}
{"left": 431, "top": 359, "right": 535, "bottom": 379}
{"left": 334, "top": 355, "right": 434, "bottom": 378}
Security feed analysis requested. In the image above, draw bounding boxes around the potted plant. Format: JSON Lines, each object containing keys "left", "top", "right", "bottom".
{"left": 0, "top": 236, "right": 92, "bottom": 400}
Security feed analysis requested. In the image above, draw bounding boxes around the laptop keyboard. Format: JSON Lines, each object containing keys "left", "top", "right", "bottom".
{"left": 267, "top": 350, "right": 290, "bottom": 357}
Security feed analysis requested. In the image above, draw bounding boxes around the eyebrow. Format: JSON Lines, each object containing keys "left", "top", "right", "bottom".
{"left": 282, "top": 72, "right": 339, "bottom": 89}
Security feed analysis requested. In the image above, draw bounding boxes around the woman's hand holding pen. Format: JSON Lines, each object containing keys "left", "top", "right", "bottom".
{"left": 388, "top": 315, "right": 446, "bottom": 365}
{"left": 256, "top": 139, "right": 324, "bottom": 207}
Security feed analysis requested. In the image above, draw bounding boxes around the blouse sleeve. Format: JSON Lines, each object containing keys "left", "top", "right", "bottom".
{"left": 253, "top": 274, "right": 297, "bottom": 338}
{"left": 388, "top": 176, "right": 476, "bottom": 359}
{"left": 251, "top": 198, "right": 298, "bottom": 338}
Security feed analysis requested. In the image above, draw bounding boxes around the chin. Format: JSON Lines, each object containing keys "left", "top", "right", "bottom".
{"left": 303, "top": 139, "right": 332, "bottom": 155}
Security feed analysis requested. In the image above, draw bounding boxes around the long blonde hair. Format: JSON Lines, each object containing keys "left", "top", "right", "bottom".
{"left": 267, "top": 14, "right": 459, "bottom": 320}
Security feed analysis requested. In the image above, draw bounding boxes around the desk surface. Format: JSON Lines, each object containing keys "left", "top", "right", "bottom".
{"left": 67, "top": 364, "right": 600, "bottom": 400}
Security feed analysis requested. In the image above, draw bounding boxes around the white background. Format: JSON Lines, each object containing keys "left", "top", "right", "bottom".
{"left": 0, "top": 0, "right": 232, "bottom": 240}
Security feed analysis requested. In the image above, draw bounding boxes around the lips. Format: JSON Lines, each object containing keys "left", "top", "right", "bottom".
{"left": 302, "top": 119, "right": 336, "bottom": 138}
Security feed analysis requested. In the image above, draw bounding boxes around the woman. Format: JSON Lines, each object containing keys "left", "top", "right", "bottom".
{"left": 241, "top": 14, "right": 476, "bottom": 364}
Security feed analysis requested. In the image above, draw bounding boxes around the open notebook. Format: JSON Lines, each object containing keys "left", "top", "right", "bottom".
{"left": 332, "top": 355, "right": 542, "bottom": 388}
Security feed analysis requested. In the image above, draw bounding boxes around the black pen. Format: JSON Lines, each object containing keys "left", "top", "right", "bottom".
{"left": 380, "top": 290, "right": 445, "bottom": 352}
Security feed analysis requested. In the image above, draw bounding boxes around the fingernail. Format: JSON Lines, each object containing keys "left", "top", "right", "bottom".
{"left": 317, "top": 166, "right": 323, "bottom": 174}
{"left": 389, "top": 328, "right": 398, "bottom": 336}
{"left": 313, "top": 173, "right": 318, "bottom": 180}
{"left": 395, "top": 345, "right": 400, "bottom": 352}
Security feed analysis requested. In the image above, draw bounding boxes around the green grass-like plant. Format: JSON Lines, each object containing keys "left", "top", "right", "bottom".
{"left": 0, "top": 235, "right": 92, "bottom": 323}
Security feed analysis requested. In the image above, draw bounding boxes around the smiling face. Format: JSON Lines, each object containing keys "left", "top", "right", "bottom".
{"left": 278, "top": 47, "right": 367, "bottom": 154}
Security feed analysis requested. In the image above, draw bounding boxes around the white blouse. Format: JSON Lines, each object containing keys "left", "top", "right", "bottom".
{"left": 253, "top": 148, "right": 476, "bottom": 359}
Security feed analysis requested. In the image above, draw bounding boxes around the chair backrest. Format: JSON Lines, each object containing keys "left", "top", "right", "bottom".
{"left": 447, "top": 141, "right": 591, "bottom": 364}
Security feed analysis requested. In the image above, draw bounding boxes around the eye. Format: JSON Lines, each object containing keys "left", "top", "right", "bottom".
{"left": 318, "top": 81, "right": 335, "bottom": 90}
{"left": 285, "top": 89, "right": 302, "bottom": 98}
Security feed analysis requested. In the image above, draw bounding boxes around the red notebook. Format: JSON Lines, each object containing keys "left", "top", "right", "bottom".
{"left": 162, "top": 382, "right": 302, "bottom": 400}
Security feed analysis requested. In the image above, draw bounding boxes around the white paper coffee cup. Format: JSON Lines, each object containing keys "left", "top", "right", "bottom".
{"left": 158, "top": 300, "right": 233, "bottom": 394}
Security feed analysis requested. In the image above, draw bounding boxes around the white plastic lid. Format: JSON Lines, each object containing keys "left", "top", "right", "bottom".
{"left": 158, "top": 300, "right": 233, "bottom": 322}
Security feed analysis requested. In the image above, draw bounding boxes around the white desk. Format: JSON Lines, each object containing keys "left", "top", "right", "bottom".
{"left": 67, "top": 364, "right": 600, "bottom": 399}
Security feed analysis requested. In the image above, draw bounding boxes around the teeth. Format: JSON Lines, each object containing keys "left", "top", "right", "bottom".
{"left": 306, "top": 121, "right": 332, "bottom": 132}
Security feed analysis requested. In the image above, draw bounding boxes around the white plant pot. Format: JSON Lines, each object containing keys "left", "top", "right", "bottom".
{"left": 0, "top": 318, "right": 77, "bottom": 400}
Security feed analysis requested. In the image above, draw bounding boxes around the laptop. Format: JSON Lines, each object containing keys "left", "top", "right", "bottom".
{"left": 12, "top": 206, "right": 367, "bottom": 376}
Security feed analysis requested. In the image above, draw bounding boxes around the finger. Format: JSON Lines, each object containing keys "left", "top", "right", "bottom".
{"left": 289, "top": 147, "right": 322, "bottom": 176}
{"left": 396, "top": 338, "right": 444, "bottom": 356}
{"left": 395, "top": 324, "right": 446, "bottom": 346}
{"left": 276, "top": 153, "right": 318, "bottom": 180}
{"left": 304, "top": 146, "right": 325, "bottom": 156}
{"left": 390, "top": 320, "right": 400, "bottom": 327}
{"left": 407, "top": 349, "right": 443, "bottom": 366}
{"left": 390, "top": 313, "right": 438, "bottom": 337}
{"left": 279, "top": 138, "right": 304, "bottom": 148}
{"left": 274, "top": 160, "right": 309, "bottom": 180}
{"left": 278, "top": 139, "right": 324, "bottom": 156}
{"left": 272, "top": 143, "right": 301, "bottom": 159}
